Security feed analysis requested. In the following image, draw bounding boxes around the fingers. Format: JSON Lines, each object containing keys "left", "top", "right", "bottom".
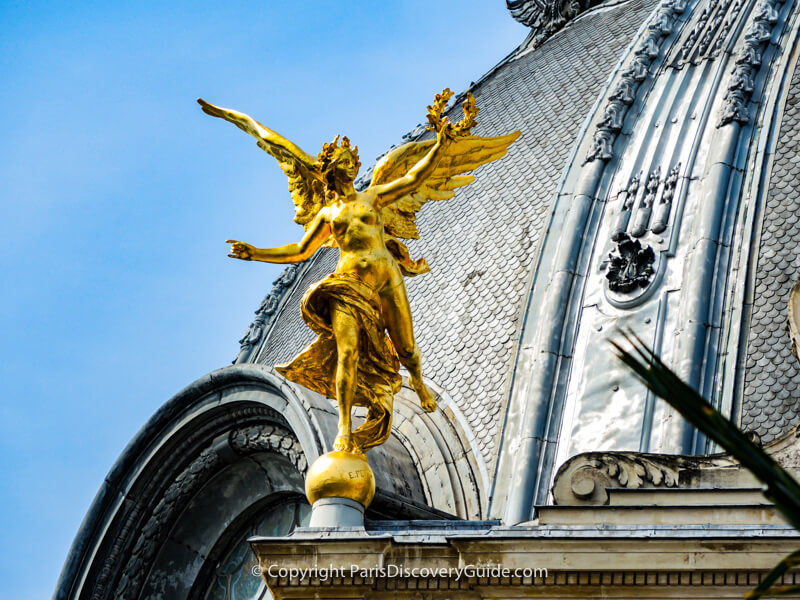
{"left": 228, "top": 251, "right": 252, "bottom": 261}
{"left": 226, "top": 239, "right": 252, "bottom": 260}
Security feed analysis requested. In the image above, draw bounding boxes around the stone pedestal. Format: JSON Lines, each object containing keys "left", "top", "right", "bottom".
{"left": 308, "top": 497, "right": 365, "bottom": 528}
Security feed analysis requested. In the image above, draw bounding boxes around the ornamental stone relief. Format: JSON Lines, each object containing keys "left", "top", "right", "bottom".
{"left": 603, "top": 163, "right": 681, "bottom": 307}
{"left": 669, "top": 0, "right": 747, "bottom": 67}
{"left": 605, "top": 235, "right": 657, "bottom": 294}
{"left": 584, "top": 0, "right": 687, "bottom": 164}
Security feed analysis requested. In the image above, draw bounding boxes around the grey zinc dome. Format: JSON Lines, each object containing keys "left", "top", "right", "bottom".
{"left": 249, "top": 0, "right": 661, "bottom": 483}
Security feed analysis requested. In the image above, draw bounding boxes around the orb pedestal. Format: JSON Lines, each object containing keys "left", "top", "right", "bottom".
{"left": 305, "top": 450, "right": 375, "bottom": 527}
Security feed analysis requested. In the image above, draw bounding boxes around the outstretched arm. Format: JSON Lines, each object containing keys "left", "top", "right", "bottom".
{"left": 227, "top": 209, "right": 331, "bottom": 263}
{"left": 372, "top": 125, "right": 452, "bottom": 209}
{"left": 198, "top": 98, "right": 318, "bottom": 165}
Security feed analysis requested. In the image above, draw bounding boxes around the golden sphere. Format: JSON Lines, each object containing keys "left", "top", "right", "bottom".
{"left": 305, "top": 450, "right": 375, "bottom": 508}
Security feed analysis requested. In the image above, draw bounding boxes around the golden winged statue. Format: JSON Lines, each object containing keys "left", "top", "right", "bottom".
{"left": 199, "top": 90, "right": 519, "bottom": 454}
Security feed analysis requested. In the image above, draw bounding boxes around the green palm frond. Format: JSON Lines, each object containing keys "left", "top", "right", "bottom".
{"left": 611, "top": 331, "right": 800, "bottom": 529}
{"left": 612, "top": 331, "right": 800, "bottom": 599}
{"left": 746, "top": 549, "right": 800, "bottom": 599}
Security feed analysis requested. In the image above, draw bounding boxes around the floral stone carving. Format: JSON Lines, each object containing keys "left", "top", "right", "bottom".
{"left": 552, "top": 451, "right": 738, "bottom": 505}
{"left": 605, "top": 234, "right": 656, "bottom": 293}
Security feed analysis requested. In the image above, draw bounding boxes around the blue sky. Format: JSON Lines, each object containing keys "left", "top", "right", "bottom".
{"left": 0, "top": 2, "right": 525, "bottom": 597}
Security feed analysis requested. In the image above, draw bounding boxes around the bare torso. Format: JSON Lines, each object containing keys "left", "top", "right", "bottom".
{"left": 326, "top": 191, "right": 403, "bottom": 295}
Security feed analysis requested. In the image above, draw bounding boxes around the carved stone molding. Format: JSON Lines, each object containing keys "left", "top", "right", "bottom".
{"left": 552, "top": 451, "right": 738, "bottom": 505}
{"left": 765, "top": 421, "right": 800, "bottom": 470}
{"left": 585, "top": 0, "right": 687, "bottom": 163}
{"left": 507, "top": 0, "right": 605, "bottom": 50}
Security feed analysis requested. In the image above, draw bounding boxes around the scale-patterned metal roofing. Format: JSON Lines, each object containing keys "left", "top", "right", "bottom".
{"left": 742, "top": 56, "right": 800, "bottom": 444}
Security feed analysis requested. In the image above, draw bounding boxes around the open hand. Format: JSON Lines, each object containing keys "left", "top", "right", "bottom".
{"left": 438, "top": 119, "right": 455, "bottom": 142}
{"left": 226, "top": 239, "right": 255, "bottom": 260}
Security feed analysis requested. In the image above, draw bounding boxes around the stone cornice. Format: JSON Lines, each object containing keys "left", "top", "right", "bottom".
{"left": 251, "top": 526, "right": 800, "bottom": 598}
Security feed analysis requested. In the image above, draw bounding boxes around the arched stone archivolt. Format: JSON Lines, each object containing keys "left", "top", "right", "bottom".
{"left": 55, "top": 364, "right": 484, "bottom": 600}
{"left": 191, "top": 493, "right": 310, "bottom": 600}
{"left": 55, "top": 366, "right": 320, "bottom": 600}
{"left": 389, "top": 377, "right": 488, "bottom": 520}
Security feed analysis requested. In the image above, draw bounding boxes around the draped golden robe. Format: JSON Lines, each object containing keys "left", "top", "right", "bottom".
{"left": 275, "top": 273, "right": 403, "bottom": 451}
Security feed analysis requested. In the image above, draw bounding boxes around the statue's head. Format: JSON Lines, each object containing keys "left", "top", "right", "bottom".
{"left": 318, "top": 135, "right": 361, "bottom": 190}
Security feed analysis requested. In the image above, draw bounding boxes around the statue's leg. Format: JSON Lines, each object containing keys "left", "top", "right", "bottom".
{"left": 380, "top": 282, "right": 436, "bottom": 412}
{"left": 332, "top": 301, "right": 360, "bottom": 452}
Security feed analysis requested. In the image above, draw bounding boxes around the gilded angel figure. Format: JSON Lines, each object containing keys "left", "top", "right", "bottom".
{"left": 199, "top": 90, "right": 519, "bottom": 454}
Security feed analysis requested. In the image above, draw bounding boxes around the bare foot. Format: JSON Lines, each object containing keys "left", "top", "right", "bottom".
{"left": 333, "top": 431, "right": 358, "bottom": 453}
{"left": 412, "top": 377, "right": 437, "bottom": 412}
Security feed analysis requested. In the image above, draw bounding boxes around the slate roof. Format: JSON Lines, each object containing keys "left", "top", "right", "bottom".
{"left": 741, "top": 57, "right": 800, "bottom": 443}
{"left": 255, "top": 0, "right": 660, "bottom": 474}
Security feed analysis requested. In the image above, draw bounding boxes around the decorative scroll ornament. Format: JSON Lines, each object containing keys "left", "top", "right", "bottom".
{"left": 507, "top": 0, "right": 605, "bottom": 49}
{"left": 719, "top": 0, "right": 783, "bottom": 126}
{"left": 630, "top": 167, "right": 662, "bottom": 237}
{"left": 651, "top": 162, "right": 681, "bottom": 233}
{"left": 606, "top": 234, "right": 656, "bottom": 293}
{"left": 552, "top": 451, "right": 737, "bottom": 505}
{"left": 585, "top": 0, "right": 687, "bottom": 163}
{"left": 711, "top": 0, "right": 746, "bottom": 55}
{"left": 235, "top": 263, "right": 303, "bottom": 364}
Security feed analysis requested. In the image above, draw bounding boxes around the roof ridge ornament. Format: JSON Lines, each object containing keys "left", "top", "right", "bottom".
{"left": 507, "top": 0, "right": 605, "bottom": 49}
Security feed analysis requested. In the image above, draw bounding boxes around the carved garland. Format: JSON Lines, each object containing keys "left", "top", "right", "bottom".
{"left": 719, "top": 0, "right": 784, "bottom": 125}
{"left": 229, "top": 423, "right": 308, "bottom": 473}
{"left": 507, "top": 0, "right": 606, "bottom": 49}
{"left": 114, "top": 447, "right": 222, "bottom": 599}
{"left": 90, "top": 405, "right": 281, "bottom": 600}
{"left": 585, "top": 0, "right": 688, "bottom": 163}
{"left": 111, "top": 422, "right": 304, "bottom": 600}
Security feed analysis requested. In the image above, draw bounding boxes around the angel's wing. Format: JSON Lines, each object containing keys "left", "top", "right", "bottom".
{"left": 198, "top": 99, "right": 325, "bottom": 229}
{"left": 370, "top": 131, "right": 521, "bottom": 240}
